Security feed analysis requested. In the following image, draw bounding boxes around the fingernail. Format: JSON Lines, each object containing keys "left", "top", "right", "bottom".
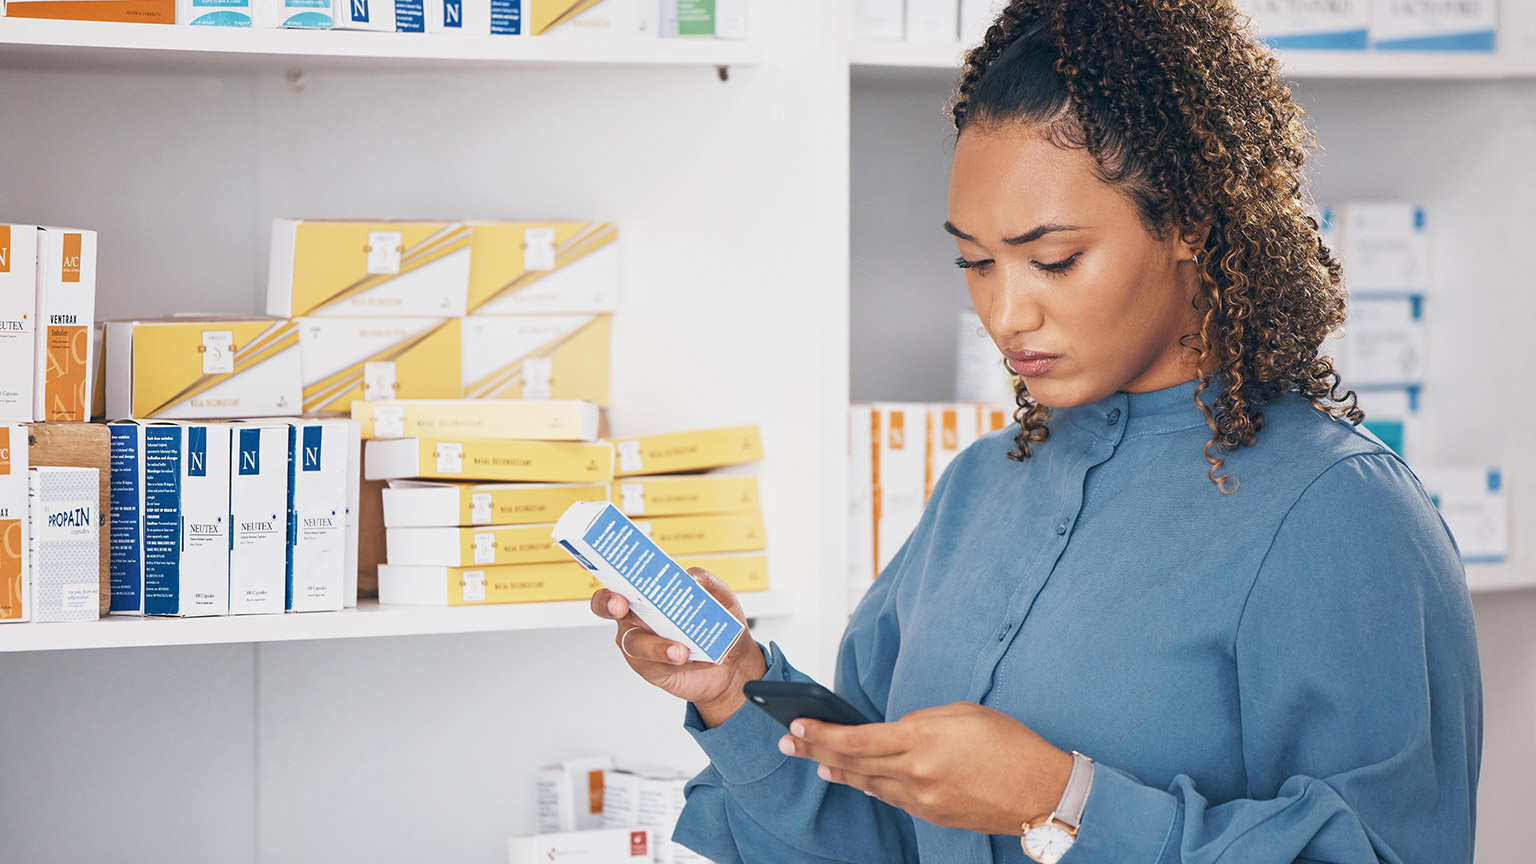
{"left": 668, "top": 645, "right": 687, "bottom": 663}
{"left": 778, "top": 736, "right": 794, "bottom": 756}
{"left": 817, "top": 765, "right": 832, "bottom": 781}
{"left": 607, "top": 598, "right": 621, "bottom": 616}
{"left": 789, "top": 721, "right": 804, "bottom": 738}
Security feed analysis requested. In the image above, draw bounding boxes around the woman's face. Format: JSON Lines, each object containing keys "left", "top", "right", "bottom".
{"left": 947, "top": 126, "right": 1204, "bottom": 409}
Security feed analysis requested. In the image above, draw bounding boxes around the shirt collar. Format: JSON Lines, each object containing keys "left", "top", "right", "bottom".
{"left": 1065, "top": 377, "right": 1214, "bottom": 441}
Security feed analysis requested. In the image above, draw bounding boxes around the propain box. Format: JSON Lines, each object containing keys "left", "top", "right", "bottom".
{"left": 28, "top": 466, "right": 99, "bottom": 622}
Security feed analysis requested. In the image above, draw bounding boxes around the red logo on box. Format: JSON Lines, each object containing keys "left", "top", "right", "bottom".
{"left": 630, "top": 831, "right": 648, "bottom": 856}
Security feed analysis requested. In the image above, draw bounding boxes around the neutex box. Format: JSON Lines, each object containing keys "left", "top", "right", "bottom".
{"left": 280, "top": 418, "right": 348, "bottom": 612}
{"left": 229, "top": 425, "right": 289, "bottom": 615}
{"left": 143, "top": 423, "right": 232, "bottom": 617}
{"left": 552, "top": 501, "right": 744, "bottom": 664}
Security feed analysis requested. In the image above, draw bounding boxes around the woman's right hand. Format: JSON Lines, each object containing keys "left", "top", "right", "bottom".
{"left": 589, "top": 567, "right": 768, "bottom": 728}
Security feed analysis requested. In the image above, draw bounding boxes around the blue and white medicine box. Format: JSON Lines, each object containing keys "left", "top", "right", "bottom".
{"left": 1240, "top": 0, "right": 1370, "bottom": 51}
{"left": 427, "top": 0, "right": 492, "bottom": 34}
{"left": 1372, "top": 0, "right": 1496, "bottom": 52}
{"left": 263, "top": 0, "right": 333, "bottom": 28}
{"left": 1417, "top": 466, "right": 1507, "bottom": 564}
{"left": 1326, "top": 201, "right": 1430, "bottom": 293}
{"left": 1358, "top": 385, "right": 1421, "bottom": 463}
{"left": 333, "top": 0, "right": 394, "bottom": 30}
{"left": 178, "top": 0, "right": 254, "bottom": 26}
{"left": 229, "top": 424, "right": 290, "bottom": 616}
{"left": 552, "top": 501, "right": 745, "bottom": 664}
{"left": 144, "top": 423, "right": 232, "bottom": 617}
{"left": 108, "top": 420, "right": 148, "bottom": 615}
{"left": 1330, "top": 294, "right": 1426, "bottom": 388}
{"left": 279, "top": 419, "right": 348, "bottom": 612}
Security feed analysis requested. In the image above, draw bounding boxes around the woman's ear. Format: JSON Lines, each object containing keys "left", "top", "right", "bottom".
{"left": 1178, "top": 222, "right": 1215, "bottom": 263}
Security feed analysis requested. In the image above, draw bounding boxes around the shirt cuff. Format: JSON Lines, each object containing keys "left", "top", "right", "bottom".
{"left": 1061, "top": 764, "right": 1179, "bottom": 864}
{"left": 683, "top": 640, "right": 804, "bottom": 786}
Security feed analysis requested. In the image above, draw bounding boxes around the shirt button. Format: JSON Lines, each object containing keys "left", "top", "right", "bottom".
{"left": 1055, "top": 517, "right": 1071, "bottom": 535}
{"left": 996, "top": 626, "right": 1010, "bottom": 642}
{"left": 1107, "top": 409, "right": 1121, "bottom": 426}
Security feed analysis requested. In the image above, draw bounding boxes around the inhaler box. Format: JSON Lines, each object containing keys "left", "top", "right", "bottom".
{"left": 1417, "top": 466, "right": 1507, "bottom": 564}
{"left": 1333, "top": 295, "right": 1426, "bottom": 387}
{"left": 1359, "top": 386, "right": 1422, "bottom": 463}
{"left": 105, "top": 317, "right": 302, "bottom": 420}
{"left": 856, "top": 0, "right": 904, "bottom": 39}
{"left": 333, "top": 0, "right": 394, "bottom": 29}
{"left": 28, "top": 466, "right": 99, "bottom": 623}
{"left": 906, "top": 0, "right": 958, "bottom": 42}
{"left": 426, "top": 0, "right": 491, "bottom": 31}
{"left": 263, "top": 0, "right": 334, "bottom": 27}
{"left": 268, "top": 219, "right": 472, "bottom": 318}
{"left": 297, "top": 317, "right": 463, "bottom": 414}
{"left": 460, "top": 314, "right": 610, "bottom": 406}
{"left": 2, "top": 0, "right": 174, "bottom": 22}
{"left": 179, "top": 0, "right": 254, "bottom": 26}
{"left": 34, "top": 227, "right": 96, "bottom": 423}
{"left": 872, "top": 403, "right": 926, "bottom": 574}
{"left": 0, "top": 425, "right": 30, "bottom": 623}
{"left": 1372, "top": 0, "right": 1496, "bottom": 51}
{"left": 1238, "top": 0, "right": 1370, "bottom": 50}
{"left": 143, "top": 423, "right": 232, "bottom": 617}
{"left": 552, "top": 501, "right": 746, "bottom": 664}
{"left": 381, "top": 479, "right": 609, "bottom": 527}
{"left": 537, "top": 756, "right": 614, "bottom": 833}
{"left": 1326, "top": 202, "right": 1430, "bottom": 292}
{"left": 466, "top": 221, "right": 619, "bottom": 315}
{"left": 0, "top": 225, "right": 39, "bottom": 424}
{"left": 281, "top": 419, "right": 350, "bottom": 612}
{"left": 229, "top": 425, "right": 290, "bottom": 615}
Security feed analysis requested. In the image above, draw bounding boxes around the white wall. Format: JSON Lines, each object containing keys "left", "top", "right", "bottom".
{"left": 850, "top": 68, "right": 1536, "bottom": 862}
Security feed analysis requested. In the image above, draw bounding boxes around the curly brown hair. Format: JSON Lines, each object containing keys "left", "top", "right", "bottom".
{"left": 952, "top": 0, "right": 1362, "bottom": 492}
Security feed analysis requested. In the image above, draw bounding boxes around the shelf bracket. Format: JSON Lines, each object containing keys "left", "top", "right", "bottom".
{"left": 286, "top": 69, "right": 307, "bottom": 93}
{"left": 717, "top": 65, "right": 730, "bottom": 83}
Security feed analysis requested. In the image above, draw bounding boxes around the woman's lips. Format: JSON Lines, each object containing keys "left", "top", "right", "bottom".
{"left": 1006, "top": 351, "right": 1060, "bottom": 377}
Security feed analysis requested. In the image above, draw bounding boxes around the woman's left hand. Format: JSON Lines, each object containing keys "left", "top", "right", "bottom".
{"left": 780, "top": 702, "right": 1074, "bottom": 836}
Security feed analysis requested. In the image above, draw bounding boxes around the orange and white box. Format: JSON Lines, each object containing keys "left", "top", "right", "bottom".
{"left": 2, "top": 0, "right": 174, "bottom": 22}
{"left": 33, "top": 227, "right": 96, "bottom": 422}
{"left": 925, "top": 403, "right": 982, "bottom": 501}
{"left": 510, "top": 829, "right": 656, "bottom": 864}
{"left": 461, "top": 314, "right": 610, "bottom": 406}
{"left": 848, "top": 404, "right": 876, "bottom": 604}
{"left": 466, "top": 221, "right": 618, "bottom": 314}
{"left": 0, "top": 425, "right": 30, "bottom": 623}
{"left": 297, "top": 317, "right": 463, "bottom": 414}
{"left": 871, "top": 403, "right": 926, "bottom": 575}
{"left": 0, "top": 225, "right": 39, "bottom": 424}
{"left": 267, "top": 219, "right": 472, "bottom": 318}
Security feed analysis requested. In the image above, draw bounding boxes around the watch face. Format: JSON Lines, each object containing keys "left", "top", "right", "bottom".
{"left": 1022, "top": 823, "right": 1075, "bottom": 864}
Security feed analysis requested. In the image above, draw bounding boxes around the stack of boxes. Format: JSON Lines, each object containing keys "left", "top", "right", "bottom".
{"left": 1237, "top": 0, "right": 1498, "bottom": 52}
{"left": 1, "top": 223, "right": 103, "bottom": 626}
{"left": 527, "top": 757, "right": 706, "bottom": 864}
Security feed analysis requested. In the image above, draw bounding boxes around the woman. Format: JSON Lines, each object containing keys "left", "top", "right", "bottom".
{"left": 592, "top": 2, "right": 1482, "bottom": 861}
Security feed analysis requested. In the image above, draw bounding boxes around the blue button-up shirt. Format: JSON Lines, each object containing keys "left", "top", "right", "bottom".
{"left": 675, "top": 379, "right": 1481, "bottom": 863}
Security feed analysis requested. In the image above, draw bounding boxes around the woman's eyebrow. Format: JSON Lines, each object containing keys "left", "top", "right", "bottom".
{"left": 943, "top": 221, "right": 1085, "bottom": 245}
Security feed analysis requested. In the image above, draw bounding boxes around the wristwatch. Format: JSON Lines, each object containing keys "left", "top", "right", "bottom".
{"left": 1021, "top": 751, "right": 1094, "bottom": 864}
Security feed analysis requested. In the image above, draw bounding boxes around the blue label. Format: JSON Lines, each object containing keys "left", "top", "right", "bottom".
{"left": 286, "top": 425, "right": 298, "bottom": 609}
{"left": 191, "top": 9, "right": 253, "bottom": 25}
{"left": 1374, "top": 31, "right": 1496, "bottom": 53}
{"left": 351, "top": 0, "right": 369, "bottom": 22}
{"left": 188, "top": 426, "right": 208, "bottom": 478}
{"left": 396, "top": 0, "right": 423, "bottom": 31}
{"left": 443, "top": 0, "right": 461, "bottom": 27}
{"left": 490, "top": 0, "right": 520, "bottom": 34}
{"left": 281, "top": 9, "right": 332, "bottom": 26}
{"left": 302, "top": 425, "right": 323, "bottom": 472}
{"left": 1488, "top": 470, "right": 1502, "bottom": 493}
{"left": 559, "top": 540, "right": 596, "bottom": 571}
{"left": 109, "top": 426, "right": 143, "bottom": 613}
{"left": 1263, "top": 29, "right": 1368, "bottom": 51}
{"left": 579, "top": 504, "right": 744, "bottom": 662}
{"left": 143, "top": 427, "right": 183, "bottom": 616}
{"left": 239, "top": 428, "right": 262, "bottom": 476}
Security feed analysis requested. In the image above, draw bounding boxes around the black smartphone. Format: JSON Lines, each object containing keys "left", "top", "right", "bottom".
{"left": 742, "top": 680, "right": 873, "bottom": 729}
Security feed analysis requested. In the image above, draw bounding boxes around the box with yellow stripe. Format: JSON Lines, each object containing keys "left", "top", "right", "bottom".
{"left": 460, "top": 314, "right": 609, "bottom": 406}
{"left": 611, "top": 425, "right": 763, "bottom": 477}
{"left": 352, "top": 398, "right": 600, "bottom": 441}
{"left": 268, "top": 219, "right": 472, "bottom": 318}
{"left": 466, "top": 221, "right": 618, "bottom": 314}
{"left": 365, "top": 437, "right": 615, "bottom": 483}
{"left": 297, "top": 318, "right": 462, "bottom": 414}
{"left": 376, "top": 552, "right": 768, "bottom": 606}
{"left": 104, "top": 318, "right": 302, "bottom": 420}
{"left": 610, "top": 474, "right": 760, "bottom": 517}
{"left": 381, "top": 480, "right": 609, "bottom": 527}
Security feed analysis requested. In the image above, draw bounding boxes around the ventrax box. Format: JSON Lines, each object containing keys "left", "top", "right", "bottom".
{"left": 27, "top": 422, "right": 108, "bottom": 616}
{"left": 460, "top": 314, "right": 610, "bottom": 406}
{"left": 105, "top": 317, "right": 302, "bottom": 420}
{"left": 466, "top": 221, "right": 618, "bottom": 314}
{"left": 34, "top": 227, "right": 96, "bottom": 422}
{"left": 610, "top": 425, "right": 762, "bottom": 477}
{"left": 365, "top": 437, "right": 614, "bottom": 484}
{"left": 381, "top": 480, "right": 608, "bottom": 527}
{"left": 267, "top": 219, "right": 472, "bottom": 318}
{"left": 352, "top": 398, "right": 599, "bottom": 441}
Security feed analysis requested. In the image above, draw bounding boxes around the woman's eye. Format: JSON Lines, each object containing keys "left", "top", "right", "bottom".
{"left": 955, "top": 255, "right": 993, "bottom": 271}
{"left": 1033, "top": 254, "right": 1080, "bottom": 275}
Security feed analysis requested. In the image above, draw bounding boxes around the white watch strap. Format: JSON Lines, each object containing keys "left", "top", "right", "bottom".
{"left": 1056, "top": 751, "right": 1095, "bottom": 831}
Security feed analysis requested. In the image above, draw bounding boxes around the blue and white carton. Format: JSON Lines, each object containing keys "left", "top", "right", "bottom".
{"left": 552, "top": 501, "right": 745, "bottom": 664}
{"left": 333, "top": 0, "right": 395, "bottom": 30}
{"left": 277, "top": 418, "right": 349, "bottom": 612}
{"left": 426, "top": 0, "right": 491, "bottom": 34}
{"left": 178, "top": 0, "right": 254, "bottom": 27}
{"left": 144, "top": 422, "right": 231, "bottom": 617}
{"left": 261, "top": 0, "right": 333, "bottom": 27}
{"left": 108, "top": 420, "right": 147, "bottom": 615}
{"left": 1240, "top": 0, "right": 1371, "bottom": 51}
{"left": 1372, "top": 0, "right": 1496, "bottom": 52}
{"left": 229, "top": 424, "right": 289, "bottom": 615}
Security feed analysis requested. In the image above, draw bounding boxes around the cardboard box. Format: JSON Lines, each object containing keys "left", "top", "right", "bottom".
{"left": 855, "top": 0, "right": 903, "bottom": 39}
{"left": 280, "top": 419, "right": 350, "bottom": 612}
{"left": 376, "top": 560, "right": 602, "bottom": 605}
{"left": 386, "top": 522, "right": 568, "bottom": 567}
{"left": 552, "top": 501, "right": 745, "bottom": 663}
{"left": 34, "top": 227, "right": 97, "bottom": 422}
{"left": 610, "top": 425, "right": 762, "bottom": 477}
{"left": 366, "top": 436, "right": 615, "bottom": 483}
{"left": 0, "top": 225, "right": 39, "bottom": 424}
{"left": 466, "top": 221, "right": 618, "bottom": 314}
{"left": 340, "top": 419, "right": 361, "bottom": 607}
{"left": 602, "top": 769, "right": 706, "bottom": 864}
{"left": 848, "top": 404, "right": 876, "bottom": 608}
{"left": 510, "top": 829, "right": 654, "bottom": 864}
{"left": 675, "top": 551, "right": 767, "bottom": 594}
{"left": 634, "top": 511, "right": 765, "bottom": 556}
{"left": 106, "top": 318, "right": 302, "bottom": 420}
{"left": 229, "top": 424, "right": 289, "bottom": 615}
{"left": 1326, "top": 202, "right": 1430, "bottom": 292}
{"left": 180, "top": 0, "right": 254, "bottom": 25}
{"left": 27, "top": 466, "right": 99, "bottom": 622}
{"left": 354, "top": 398, "right": 600, "bottom": 441}
{"left": 610, "top": 474, "right": 758, "bottom": 517}
{"left": 382, "top": 479, "right": 608, "bottom": 527}
{"left": 332, "top": 0, "right": 393, "bottom": 29}
{"left": 1372, "top": 0, "right": 1496, "bottom": 51}
{"left": 1417, "top": 466, "right": 1507, "bottom": 564}
{"left": 530, "top": 0, "right": 652, "bottom": 36}
{"left": 2, "top": 0, "right": 174, "bottom": 22}
{"left": 90, "top": 323, "right": 106, "bottom": 421}
{"left": 299, "top": 317, "right": 462, "bottom": 414}
{"left": 461, "top": 314, "right": 610, "bottom": 406}
{"left": 107, "top": 421, "right": 147, "bottom": 615}
{"left": 1238, "top": 0, "right": 1370, "bottom": 50}
{"left": 872, "top": 403, "right": 926, "bottom": 574}
{"left": 27, "top": 421, "right": 110, "bottom": 615}
{"left": 0, "top": 425, "right": 30, "bottom": 623}
{"left": 261, "top": 0, "right": 334, "bottom": 27}
{"left": 905, "top": 0, "right": 957, "bottom": 42}
{"left": 537, "top": 756, "right": 613, "bottom": 833}
{"left": 926, "top": 403, "right": 981, "bottom": 501}
{"left": 394, "top": 0, "right": 422, "bottom": 29}
{"left": 268, "top": 219, "right": 472, "bottom": 318}
{"left": 1332, "top": 294, "right": 1426, "bottom": 387}
{"left": 143, "top": 423, "right": 231, "bottom": 617}
{"left": 426, "top": 0, "right": 490, "bottom": 31}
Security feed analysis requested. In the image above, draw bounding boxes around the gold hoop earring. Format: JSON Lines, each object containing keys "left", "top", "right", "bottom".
{"left": 1191, "top": 249, "right": 1204, "bottom": 266}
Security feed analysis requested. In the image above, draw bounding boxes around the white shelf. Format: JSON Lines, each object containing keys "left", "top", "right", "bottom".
{"left": 0, "top": 591, "right": 794, "bottom": 653}
{"left": 850, "top": 39, "right": 1536, "bottom": 80}
{"left": 0, "top": 18, "right": 760, "bottom": 73}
